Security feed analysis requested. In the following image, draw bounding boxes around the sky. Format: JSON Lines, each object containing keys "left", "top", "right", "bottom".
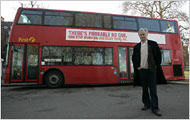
{"left": 1, "top": 1, "right": 124, "bottom": 21}
{"left": 1, "top": 1, "right": 189, "bottom": 22}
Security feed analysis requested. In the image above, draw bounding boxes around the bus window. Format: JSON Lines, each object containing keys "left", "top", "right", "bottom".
{"left": 103, "top": 15, "right": 112, "bottom": 29}
{"left": 19, "top": 14, "right": 31, "bottom": 24}
{"left": 130, "top": 48, "right": 134, "bottom": 78}
{"left": 44, "top": 11, "right": 73, "bottom": 26}
{"left": 105, "top": 48, "right": 113, "bottom": 65}
{"left": 27, "top": 45, "right": 39, "bottom": 79}
{"left": 92, "top": 49, "right": 103, "bottom": 65}
{"left": 138, "top": 18, "right": 160, "bottom": 32}
{"left": 18, "top": 10, "right": 42, "bottom": 24}
{"left": 41, "top": 46, "right": 113, "bottom": 66}
{"left": 11, "top": 46, "right": 24, "bottom": 80}
{"left": 113, "top": 16, "right": 137, "bottom": 30}
{"left": 161, "top": 50, "right": 171, "bottom": 65}
{"left": 42, "top": 46, "right": 64, "bottom": 66}
{"left": 74, "top": 47, "right": 104, "bottom": 65}
{"left": 118, "top": 47, "right": 127, "bottom": 78}
{"left": 5, "top": 44, "right": 10, "bottom": 67}
{"left": 160, "top": 21, "right": 177, "bottom": 33}
{"left": 75, "top": 13, "right": 102, "bottom": 28}
{"left": 62, "top": 47, "right": 73, "bottom": 63}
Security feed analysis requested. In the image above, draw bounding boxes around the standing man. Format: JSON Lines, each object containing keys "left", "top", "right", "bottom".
{"left": 132, "top": 28, "right": 166, "bottom": 116}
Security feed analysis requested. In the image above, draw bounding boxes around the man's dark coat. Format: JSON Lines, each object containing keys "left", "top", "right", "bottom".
{"left": 132, "top": 40, "right": 167, "bottom": 86}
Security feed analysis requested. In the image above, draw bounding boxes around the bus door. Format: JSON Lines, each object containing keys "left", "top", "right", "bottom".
{"left": 10, "top": 44, "right": 39, "bottom": 83}
{"left": 129, "top": 47, "right": 134, "bottom": 80}
{"left": 118, "top": 47, "right": 133, "bottom": 83}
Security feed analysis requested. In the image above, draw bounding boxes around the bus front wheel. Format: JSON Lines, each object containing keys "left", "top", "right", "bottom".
{"left": 45, "top": 70, "right": 64, "bottom": 88}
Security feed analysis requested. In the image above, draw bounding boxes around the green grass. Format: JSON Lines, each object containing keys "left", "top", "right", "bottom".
{"left": 184, "top": 71, "right": 189, "bottom": 80}
{"left": 184, "top": 71, "right": 189, "bottom": 76}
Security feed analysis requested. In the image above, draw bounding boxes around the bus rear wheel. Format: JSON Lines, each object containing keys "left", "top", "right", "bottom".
{"left": 45, "top": 70, "right": 64, "bottom": 88}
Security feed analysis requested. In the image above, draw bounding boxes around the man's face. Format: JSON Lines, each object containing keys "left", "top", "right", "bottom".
{"left": 139, "top": 31, "right": 147, "bottom": 42}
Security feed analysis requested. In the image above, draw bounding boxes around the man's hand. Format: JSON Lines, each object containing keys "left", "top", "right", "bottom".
{"left": 137, "top": 67, "right": 141, "bottom": 70}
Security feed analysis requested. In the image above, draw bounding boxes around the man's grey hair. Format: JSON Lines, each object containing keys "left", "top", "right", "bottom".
{"left": 138, "top": 28, "right": 148, "bottom": 35}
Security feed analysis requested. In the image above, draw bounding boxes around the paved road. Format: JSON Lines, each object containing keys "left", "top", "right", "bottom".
{"left": 1, "top": 83, "right": 189, "bottom": 119}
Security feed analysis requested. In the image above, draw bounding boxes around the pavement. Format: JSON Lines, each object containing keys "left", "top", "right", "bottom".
{"left": 1, "top": 81, "right": 189, "bottom": 119}
{"left": 1, "top": 79, "right": 189, "bottom": 87}
{"left": 167, "top": 79, "right": 189, "bottom": 85}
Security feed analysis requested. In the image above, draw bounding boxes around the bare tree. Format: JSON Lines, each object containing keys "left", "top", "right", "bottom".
{"left": 19, "top": 1, "right": 48, "bottom": 8}
{"left": 122, "top": 1, "right": 187, "bottom": 19}
{"left": 122, "top": 1, "right": 189, "bottom": 66}
{"left": 122, "top": 1, "right": 189, "bottom": 45}
{"left": 30, "top": 1, "right": 37, "bottom": 8}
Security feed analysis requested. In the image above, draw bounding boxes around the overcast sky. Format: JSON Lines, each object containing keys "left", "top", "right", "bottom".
{"left": 1, "top": 1, "right": 189, "bottom": 22}
{"left": 1, "top": 1, "right": 124, "bottom": 21}
{"left": 1, "top": 1, "right": 189, "bottom": 21}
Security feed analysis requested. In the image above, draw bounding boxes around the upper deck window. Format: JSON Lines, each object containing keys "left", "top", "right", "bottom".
{"left": 160, "top": 20, "right": 177, "bottom": 33}
{"left": 138, "top": 18, "right": 160, "bottom": 32}
{"left": 44, "top": 11, "right": 74, "bottom": 26}
{"left": 113, "top": 16, "right": 137, "bottom": 30}
{"left": 18, "top": 10, "right": 42, "bottom": 25}
{"left": 103, "top": 15, "right": 112, "bottom": 29}
{"left": 17, "top": 9, "right": 178, "bottom": 34}
{"left": 75, "top": 13, "right": 102, "bottom": 28}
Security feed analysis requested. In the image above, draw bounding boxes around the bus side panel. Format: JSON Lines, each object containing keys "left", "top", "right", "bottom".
{"left": 43, "top": 66, "right": 118, "bottom": 84}
{"left": 162, "top": 65, "right": 185, "bottom": 80}
{"left": 162, "top": 66, "right": 173, "bottom": 80}
{"left": 64, "top": 66, "right": 118, "bottom": 84}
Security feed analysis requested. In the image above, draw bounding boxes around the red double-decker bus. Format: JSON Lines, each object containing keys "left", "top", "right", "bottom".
{"left": 4, "top": 7, "right": 185, "bottom": 88}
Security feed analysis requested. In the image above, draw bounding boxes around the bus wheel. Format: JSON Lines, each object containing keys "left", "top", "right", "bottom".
{"left": 45, "top": 70, "right": 64, "bottom": 88}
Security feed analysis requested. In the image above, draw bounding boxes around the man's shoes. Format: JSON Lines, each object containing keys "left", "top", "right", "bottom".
{"left": 141, "top": 106, "right": 150, "bottom": 110}
{"left": 152, "top": 110, "right": 162, "bottom": 116}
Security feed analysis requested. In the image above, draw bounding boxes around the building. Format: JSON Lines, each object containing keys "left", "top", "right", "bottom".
{"left": 1, "top": 21, "right": 13, "bottom": 78}
{"left": 1, "top": 16, "right": 4, "bottom": 22}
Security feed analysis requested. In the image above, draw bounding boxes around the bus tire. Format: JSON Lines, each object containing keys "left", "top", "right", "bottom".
{"left": 45, "top": 70, "right": 64, "bottom": 88}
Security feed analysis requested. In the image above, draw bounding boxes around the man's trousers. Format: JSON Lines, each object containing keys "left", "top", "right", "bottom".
{"left": 139, "top": 69, "right": 159, "bottom": 111}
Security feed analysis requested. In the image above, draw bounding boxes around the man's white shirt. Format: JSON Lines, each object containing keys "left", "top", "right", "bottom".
{"left": 140, "top": 40, "right": 148, "bottom": 69}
